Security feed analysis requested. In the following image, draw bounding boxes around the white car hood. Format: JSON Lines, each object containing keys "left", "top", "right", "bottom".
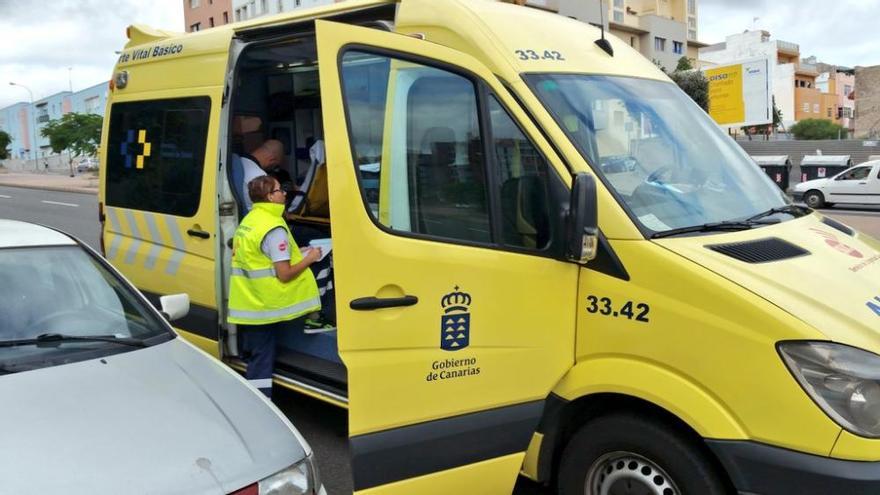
{"left": 0, "top": 339, "right": 306, "bottom": 495}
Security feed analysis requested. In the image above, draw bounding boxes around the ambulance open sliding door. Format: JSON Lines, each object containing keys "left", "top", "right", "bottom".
{"left": 103, "top": 92, "right": 221, "bottom": 355}
{"left": 316, "top": 20, "right": 577, "bottom": 494}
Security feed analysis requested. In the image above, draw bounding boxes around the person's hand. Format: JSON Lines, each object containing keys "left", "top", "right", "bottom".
{"left": 303, "top": 246, "right": 322, "bottom": 263}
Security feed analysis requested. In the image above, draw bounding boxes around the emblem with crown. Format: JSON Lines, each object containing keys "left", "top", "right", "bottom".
{"left": 440, "top": 286, "right": 471, "bottom": 351}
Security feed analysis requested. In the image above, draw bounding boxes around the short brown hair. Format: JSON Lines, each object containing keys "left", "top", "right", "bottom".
{"left": 248, "top": 175, "right": 277, "bottom": 203}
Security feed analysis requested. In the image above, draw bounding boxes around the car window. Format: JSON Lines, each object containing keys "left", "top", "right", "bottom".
{"left": 0, "top": 246, "right": 172, "bottom": 374}
{"left": 837, "top": 167, "right": 870, "bottom": 181}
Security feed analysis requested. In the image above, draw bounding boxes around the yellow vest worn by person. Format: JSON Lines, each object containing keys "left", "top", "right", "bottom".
{"left": 228, "top": 202, "right": 320, "bottom": 325}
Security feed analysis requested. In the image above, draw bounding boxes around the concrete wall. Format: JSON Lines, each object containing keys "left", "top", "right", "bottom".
{"left": 855, "top": 65, "right": 880, "bottom": 138}
{"left": 556, "top": 0, "right": 602, "bottom": 25}
{"left": 640, "top": 14, "right": 687, "bottom": 71}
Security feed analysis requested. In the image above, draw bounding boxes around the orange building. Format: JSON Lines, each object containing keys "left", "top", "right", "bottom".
{"left": 183, "top": 0, "right": 232, "bottom": 32}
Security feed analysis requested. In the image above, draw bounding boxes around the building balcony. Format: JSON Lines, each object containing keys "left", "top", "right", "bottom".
{"left": 796, "top": 61, "right": 819, "bottom": 76}
{"left": 776, "top": 40, "right": 799, "bottom": 55}
{"left": 36, "top": 115, "right": 50, "bottom": 123}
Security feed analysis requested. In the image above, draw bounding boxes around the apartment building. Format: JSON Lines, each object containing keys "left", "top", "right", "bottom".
{"left": 232, "top": 0, "right": 337, "bottom": 22}
{"left": 699, "top": 31, "right": 824, "bottom": 129}
{"left": 0, "top": 82, "right": 108, "bottom": 160}
{"left": 184, "top": 0, "right": 232, "bottom": 32}
{"left": 814, "top": 62, "right": 855, "bottom": 134}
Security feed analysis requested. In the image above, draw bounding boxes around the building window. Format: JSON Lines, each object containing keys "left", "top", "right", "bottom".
{"left": 209, "top": 17, "right": 214, "bottom": 27}
{"left": 630, "top": 36, "right": 636, "bottom": 47}
{"left": 613, "top": 0, "right": 623, "bottom": 7}
{"left": 190, "top": 0, "right": 199, "bottom": 7}
{"left": 613, "top": 10, "right": 623, "bottom": 22}
{"left": 688, "top": 17, "right": 696, "bottom": 29}
{"left": 803, "top": 103, "right": 810, "bottom": 113}
{"left": 190, "top": 22, "right": 200, "bottom": 31}
{"left": 223, "top": 11, "right": 229, "bottom": 23}
{"left": 278, "top": 0, "right": 284, "bottom": 11}
{"left": 235, "top": 9, "right": 241, "bottom": 21}
{"left": 261, "top": 0, "right": 267, "bottom": 14}
{"left": 844, "top": 84, "right": 853, "bottom": 96}
{"left": 295, "top": 0, "right": 301, "bottom": 6}
{"left": 828, "top": 107, "right": 833, "bottom": 118}
{"left": 688, "top": 0, "right": 696, "bottom": 15}
{"left": 242, "top": 5, "right": 247, "bottom": 18}
{"left": 688, "top": 29, "right": 696, "bottom": 40}
{"left": 813, "top": 103, "right": 819, "bottom": 113}
{"left": 673, "top": 41, "right": 683, "bottom": 54}
{"left": 654, "top": 37, "right": 666, "bottom": 52}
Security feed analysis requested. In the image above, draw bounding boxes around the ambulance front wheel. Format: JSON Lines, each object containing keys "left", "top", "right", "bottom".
{"left": 557, "top": 413, "right": 729, "bottom": 495}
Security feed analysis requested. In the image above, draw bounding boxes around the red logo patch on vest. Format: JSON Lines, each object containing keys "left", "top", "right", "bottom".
{"left": 278, "top": 241, "right": 287, "bottom": 252}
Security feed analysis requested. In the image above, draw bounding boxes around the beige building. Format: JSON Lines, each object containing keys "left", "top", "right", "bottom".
{"left": 854, "top": 65, "right": 880, "bottom": 139}
{"left": 521, "top": 0, "right": 705, "bottom": 71}
{"left": 184, "top": 0, "right": 232, "bottom": 32}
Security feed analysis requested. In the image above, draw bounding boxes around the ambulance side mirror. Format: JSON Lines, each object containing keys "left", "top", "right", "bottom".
{"left": 567, "top": 173, "right": 599, "bottom": 264}
{"left": 160, "top": 293, "right": 190, "bottom": 322}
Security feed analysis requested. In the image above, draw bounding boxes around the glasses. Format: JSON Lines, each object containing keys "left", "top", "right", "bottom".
{"left": 271, "top": 188, "right": 286, "bottom": 195}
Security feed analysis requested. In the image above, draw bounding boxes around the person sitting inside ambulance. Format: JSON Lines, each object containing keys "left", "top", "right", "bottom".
{"left": 238, "top": 139, "right": 287, "bottom": 213}
{"left": 228, "top": 175, "right": 323, "bottom": 398}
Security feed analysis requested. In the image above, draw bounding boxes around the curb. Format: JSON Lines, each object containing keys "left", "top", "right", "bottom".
{"left": 0, "top": 181, "right": 98, "bottom": 196}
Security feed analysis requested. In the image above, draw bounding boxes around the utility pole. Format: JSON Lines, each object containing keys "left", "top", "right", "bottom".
{"left": 68, "top": 67, "right": 73, "bottom": 93}
{"left": 9, "top": 81, "right": 39, "bottom": 172}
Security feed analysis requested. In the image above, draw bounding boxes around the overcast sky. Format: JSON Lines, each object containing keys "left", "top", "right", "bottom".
{"left": 1, "top": 0, "right": 878, "bottom": 109}
{"left": 0, "top": 0, "right": 183, "bottom": 109}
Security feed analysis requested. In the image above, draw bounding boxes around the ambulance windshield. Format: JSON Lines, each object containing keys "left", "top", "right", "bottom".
{"left": 527, "top": 74, "right": 790, "bottom": 235}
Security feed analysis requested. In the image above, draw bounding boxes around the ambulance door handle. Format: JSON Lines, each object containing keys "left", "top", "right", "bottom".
{"left": 350, "top": 295, "right": 418, "bottom": 310}
{"left": 187, "top": 228, "right": 210, "bottom": 239}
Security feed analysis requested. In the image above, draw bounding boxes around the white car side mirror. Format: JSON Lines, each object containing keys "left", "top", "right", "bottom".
{"left": 159, "top": 293, "right": 190, "bottom": 322}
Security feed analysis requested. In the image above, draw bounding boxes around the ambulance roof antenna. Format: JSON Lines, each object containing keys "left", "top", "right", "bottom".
{"left": 594, "top": 0, "right": 614, "bottom": 56}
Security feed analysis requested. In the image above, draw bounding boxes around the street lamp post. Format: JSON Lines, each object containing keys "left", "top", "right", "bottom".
{"left": 8, "top": 82, "right": 39, "bottom": 172}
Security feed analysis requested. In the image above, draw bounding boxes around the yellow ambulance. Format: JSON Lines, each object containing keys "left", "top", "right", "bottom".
{"left": 99, "top": 0, "right": 880, "bottom": 493}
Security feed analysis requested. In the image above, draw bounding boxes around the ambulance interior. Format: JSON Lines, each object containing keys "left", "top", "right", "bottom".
{"left": 229, "top": 38, "right": 347, "bottom": 398}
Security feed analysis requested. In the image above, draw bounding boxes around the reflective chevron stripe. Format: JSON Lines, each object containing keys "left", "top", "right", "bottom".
{"left": 123, "top": 209, "right": 142, "bottom": 265}
{"left": 165, "top": 215, "right": 185, "bottom": 275}
{"left": 143, "top": 213, "right": 163, "bottom": 270}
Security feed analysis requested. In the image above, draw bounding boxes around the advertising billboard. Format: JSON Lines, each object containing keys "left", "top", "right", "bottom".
{"left": 704, "top": 59, "right": 772, "bottom": 127}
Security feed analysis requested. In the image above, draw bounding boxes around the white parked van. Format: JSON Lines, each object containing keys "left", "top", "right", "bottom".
{"left": 793, "top": 160, "right": 880, "bottom": 208}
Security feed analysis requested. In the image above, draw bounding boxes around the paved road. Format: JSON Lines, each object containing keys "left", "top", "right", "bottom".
{"left": 0, "top": 185, "right": 100, "bottom": 248}
{"left": 2, "top": 184, "right": 876, "bottom": 494}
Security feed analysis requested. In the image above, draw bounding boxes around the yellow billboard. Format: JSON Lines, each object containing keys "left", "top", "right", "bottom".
{"left": 704, "top": 59, "right": 771, "bottom": 127}
{"left": 707, "top": 65, "right": 745, "bottom": 125}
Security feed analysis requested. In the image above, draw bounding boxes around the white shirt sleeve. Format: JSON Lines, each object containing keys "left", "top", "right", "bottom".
{"left": 309, "top": 140, "right": 325, "bottom": 167}
{"left": 260, "top": 227, "right": 292, "bottom": 263}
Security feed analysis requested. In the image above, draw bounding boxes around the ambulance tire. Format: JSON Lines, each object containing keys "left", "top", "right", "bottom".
{"left": 804, "top": 190, "right": 825, "bottom": 209}
{"left": 557, "top": 413, "right": 729, "bottom": 495}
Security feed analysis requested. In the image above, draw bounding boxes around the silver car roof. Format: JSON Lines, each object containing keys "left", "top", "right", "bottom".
{"left": 0, "top": 219, "right": 76, "bottom": 248}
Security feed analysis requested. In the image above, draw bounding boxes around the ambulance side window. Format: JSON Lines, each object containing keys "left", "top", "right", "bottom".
{"left": 105, "top": 97, "right": 211, "bottom": 217}
{"left": 488, "top": 96, "right": 554, "bottom": 250}
{"left": 340, "top": 51, "right": 491, "bottom": 244}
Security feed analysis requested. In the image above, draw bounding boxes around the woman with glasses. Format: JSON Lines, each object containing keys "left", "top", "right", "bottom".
{"left": 228, "top": 175, "right": 323, "bottom": 398}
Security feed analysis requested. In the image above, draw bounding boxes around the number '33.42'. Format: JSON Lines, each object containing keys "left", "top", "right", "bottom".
{"left": 586, "top": 296, "right": 650, "bottom": 323}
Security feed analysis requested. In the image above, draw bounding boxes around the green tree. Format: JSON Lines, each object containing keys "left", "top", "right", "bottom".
{"left": 669, "top": 69, "right": 709, "bottom": 112}
{"left": 0, "top": 130, "right": 11, "bottom": 160}
{"left": 40, "top": 112, "right": 102, "bottom": 175}
{"left": 790, "top": 118, "right": 848, "bottom": 140}
{"left": 675, "top": 56, "right": 693, "bottom": 72}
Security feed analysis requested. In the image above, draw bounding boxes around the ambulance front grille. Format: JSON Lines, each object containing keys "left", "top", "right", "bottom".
{"left": 706, "top": 237, "right": 810, "bottom": 263}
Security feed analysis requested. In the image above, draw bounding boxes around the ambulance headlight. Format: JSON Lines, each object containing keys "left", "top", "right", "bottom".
{"left": 258, "top": 455, "right": 320, "bottom": 495}
{"left": 780, "top": 341, "right": 880, "bottom": 438}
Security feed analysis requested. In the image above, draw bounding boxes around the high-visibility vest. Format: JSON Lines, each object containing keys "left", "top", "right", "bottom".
{"left": 228, "top": 202, "right": 320, "bottom": 325}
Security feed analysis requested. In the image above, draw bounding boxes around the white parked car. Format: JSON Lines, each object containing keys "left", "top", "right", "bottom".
{"left": 76, "top": 157, "right": 99, "bottom": 173}
{"left": 792, "top": 160, "right": 880, "bottom": 208}
{"left": 0, "top": 220, "right": 325, "bottom": 495}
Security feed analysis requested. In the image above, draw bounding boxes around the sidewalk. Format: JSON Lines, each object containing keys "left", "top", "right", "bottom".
{"left": 0, "top": 170, "right": 98, "bottom": 195}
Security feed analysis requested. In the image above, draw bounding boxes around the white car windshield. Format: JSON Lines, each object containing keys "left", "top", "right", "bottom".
{"left": 0, "top": 246, "right": 172, "bottom": 373}
{"left": 527, "top": 74, "right": 790, "bottom": 234}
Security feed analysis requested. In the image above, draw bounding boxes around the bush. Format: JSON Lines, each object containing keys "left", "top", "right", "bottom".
{"left": 790, "top": 119, "right": 848, "bottom": 140}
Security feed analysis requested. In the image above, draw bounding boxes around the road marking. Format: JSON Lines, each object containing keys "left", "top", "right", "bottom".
{"left": 41, "top": 200, "right": 79, "bottom": 207}
{"left": 0, "top": 194, "right": 11, "bottom": 199}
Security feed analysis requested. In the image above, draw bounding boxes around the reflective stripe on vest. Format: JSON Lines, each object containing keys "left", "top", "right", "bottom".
{"left": 231, "top": 267, "right": 277, "bottom": 279}
{"left": 228, "top": 295, "right": 322, "bottom": 321}
{"left": 228, "top": 202, "right": 321, "bottom": 325}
